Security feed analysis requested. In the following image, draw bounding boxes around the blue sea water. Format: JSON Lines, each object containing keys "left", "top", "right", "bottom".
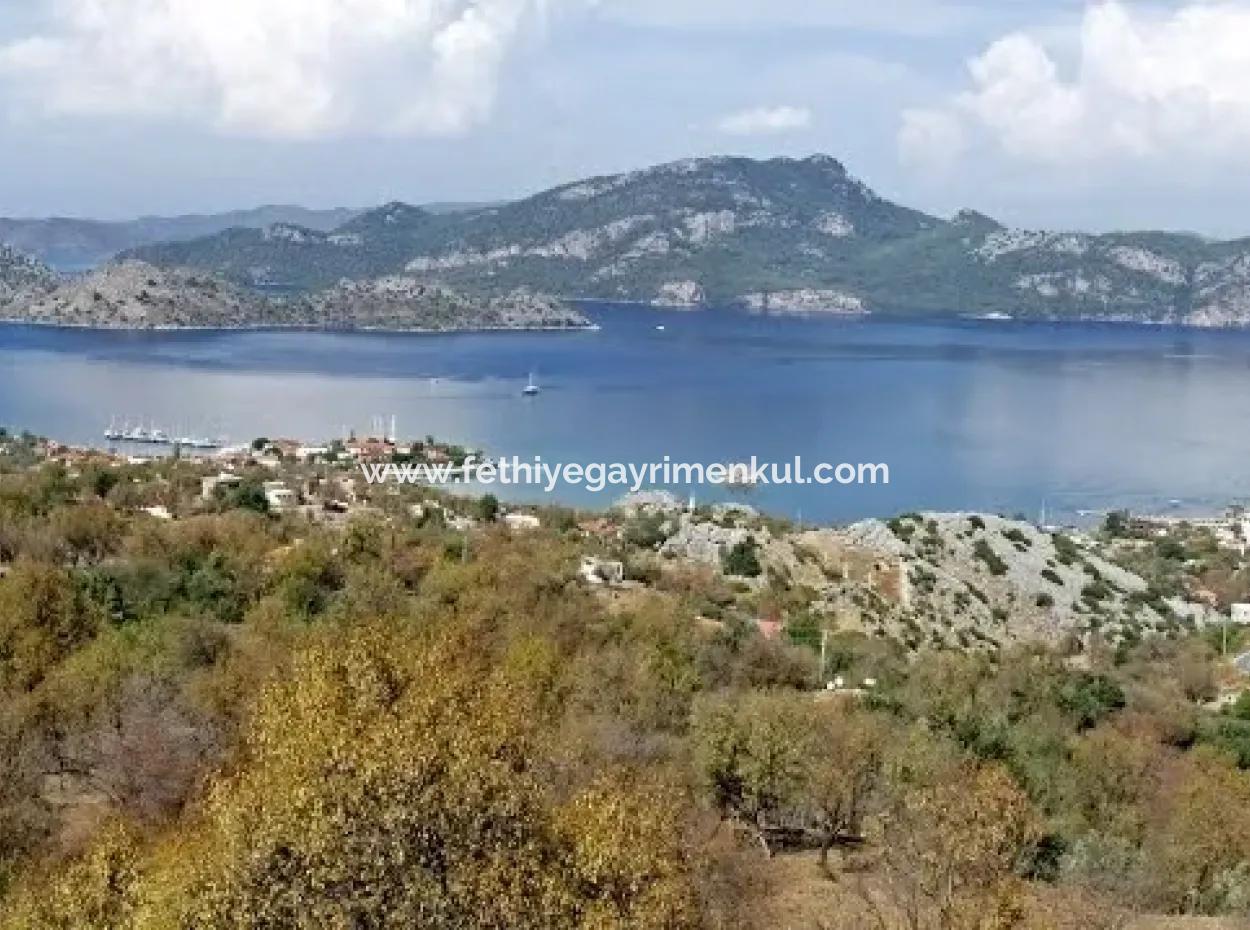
{"left": 4, "top": 304, "right": 1250, "bottom": 525}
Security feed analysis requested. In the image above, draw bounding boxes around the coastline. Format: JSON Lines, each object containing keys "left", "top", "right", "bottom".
{"left": 0, "top": 316, "right": 602, "bottom": 336}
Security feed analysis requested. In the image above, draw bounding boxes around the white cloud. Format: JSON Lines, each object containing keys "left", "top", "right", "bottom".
{"left": 597, "top": 0, "right": 1001, "bottom": 38}
{"left": 715, "top": 105, "right": 812, "bottom": 136}
{"left": 0, "top": 0, "right": 566, "bottom": 139}
{"left": 901, "top": 1, "right": 1250, "bottom": 169}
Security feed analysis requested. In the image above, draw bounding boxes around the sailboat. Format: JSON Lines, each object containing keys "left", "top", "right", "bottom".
{"left": 522, "top": 372, "right": 541, "bottom": 396}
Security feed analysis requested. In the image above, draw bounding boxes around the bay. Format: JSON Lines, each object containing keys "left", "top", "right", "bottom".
{"left": 4, "top": 304, "right": 1250, "bottom": 525}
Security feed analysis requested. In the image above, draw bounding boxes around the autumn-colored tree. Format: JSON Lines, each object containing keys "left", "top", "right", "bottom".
{"left": 866, "top": 762, "right": 1041, "bottom": 930}
{"left": 806, "top": 703, "right": 888, "bottom": 871}
{"left": 1142, "top": 748, "right": 1250, "bottom": 913}
{"left": 692, "top": 691, "right": 814, "bottom": 855}
{"left": 691, "top": 692, "right": 887, "bottom": 863}
{"left": 0, "top": 560, "right": 102, "bottom": 693}
{"left": 2, "top": 621, "right": 703, "bottom": 929}
{"left": 1, "top": 820, "right": 140, "bottom": 930}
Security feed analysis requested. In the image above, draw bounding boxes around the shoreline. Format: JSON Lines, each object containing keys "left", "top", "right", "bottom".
{"left": 4, "top": 301, "right": 1250, "bottom": 335}
{"left": 0, "top": 317, "right": 602, "bottom": 336}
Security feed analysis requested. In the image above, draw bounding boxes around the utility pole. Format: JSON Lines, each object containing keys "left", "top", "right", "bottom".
{"left": 820, "top": 628, "right": 829, "bottom": 688}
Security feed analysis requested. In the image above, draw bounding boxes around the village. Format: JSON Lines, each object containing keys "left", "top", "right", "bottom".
{"left": 7, "top": 423, "right": 1250, "bottom": 687}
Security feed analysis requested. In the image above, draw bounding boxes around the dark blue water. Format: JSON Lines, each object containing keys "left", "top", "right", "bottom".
{"left": 4, "top": 304, "right": 1250, "bottom": 525}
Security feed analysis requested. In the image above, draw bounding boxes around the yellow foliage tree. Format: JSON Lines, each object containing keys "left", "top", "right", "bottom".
{"left": 5, "top": 621, "right": 702, "bottom": 930}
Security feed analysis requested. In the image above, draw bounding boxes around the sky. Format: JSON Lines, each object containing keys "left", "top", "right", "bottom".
{"left": 1, "top": 0, "right": 1250, "bottom": 236}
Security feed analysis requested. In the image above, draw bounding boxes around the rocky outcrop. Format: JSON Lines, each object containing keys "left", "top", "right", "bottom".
{"left": 836, "top": 513, "right": 1209, "bottom": 650}
{"left": 740, "top": 289, "right": 866, "bottom": 315}
{"left": 4, "top": 261, "right": 268, "bottom": 328}
{"left": 653, "top": 281, "right": 706, "bottom": 308}
{"left": 3, "top": 261, "right": 588, "bottom": 332}
{"left": 0, "top": 244, "right": 57, "bottom": 306}
{"left": 297, "top": 277, "right": 590, "bottom": 331}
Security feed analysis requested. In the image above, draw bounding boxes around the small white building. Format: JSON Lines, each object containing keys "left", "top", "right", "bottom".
{"left": 579, "top": 556, "right": 625, "bottom": 586}
{"left": 142, "top": 505, "right": 174, "bottom": 521}
{"left": 1232, "top": 604, "right": 1250, "bottom": 625}
{"left": 263, "top": 481, "right": 296, "bottom": 512}
{"left": 504, "top": 513, "right": 542, "bottom": 532}
{"left": 201, "top": 472, "right": 242, "bottom": 501}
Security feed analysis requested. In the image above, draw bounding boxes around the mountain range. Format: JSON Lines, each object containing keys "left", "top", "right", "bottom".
{"left": 5, "top": 154, "right": 1250, "bottom": 325}
{"left": 0, "top": 202, "right": 497, "bottom": 272}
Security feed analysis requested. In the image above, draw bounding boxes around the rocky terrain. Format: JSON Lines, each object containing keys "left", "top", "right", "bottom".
{"left": 114, "top": 154, "right": 1250, "bottom": 325}
{"left": 622, "top": 495, "right": 1211, "bottom": 653}
{"left": 837, "top": 512, "right": 1207, "bottom": 650}
{"left": 0, "top": 244, "right": 57, "bottom": 306}
{"left": 293, "top": 276, "right": 589, "bottom": 331}
{"left": 3, "top": 261, "right": 273, "bottom": 328}
{"left": 1, "top": 260, "right": 588, "bottom": 331}
{"left": 741, "top": 289, "right": 867, "bottom": 315}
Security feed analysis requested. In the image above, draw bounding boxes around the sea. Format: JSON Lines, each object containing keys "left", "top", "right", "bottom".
{"left": 4, "top": 304, "right": 1250, "bottom": 526}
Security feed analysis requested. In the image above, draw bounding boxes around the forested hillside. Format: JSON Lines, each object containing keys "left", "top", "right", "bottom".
{"left": 2, "top": 432, "right": 1250, "bottom": 927}
{"left": 121, "top": 155, "right": 1250, "bottom": 324}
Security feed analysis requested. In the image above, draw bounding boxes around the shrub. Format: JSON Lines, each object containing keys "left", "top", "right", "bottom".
{"left": 973, "top": 540, "right": 1009, "bottom": 577}
{"left": 721, "top": 537, "right": 763, "bottom": 579}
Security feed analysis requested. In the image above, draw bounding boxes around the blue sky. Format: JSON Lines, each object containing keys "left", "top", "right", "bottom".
{"left": 1, "top": 1, "right": 1248, "bottom": 235}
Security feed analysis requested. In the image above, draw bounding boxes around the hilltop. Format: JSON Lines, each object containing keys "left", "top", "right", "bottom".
{"left": 3, "top": 261, "right": 273, "bottom": 329}
{"left": 1, "top": 259, "right": 589, "bottom": 332}
{"left": 117, "top": 154, "right": 1250, "bottom": 324}
{"left": 0, "top": 206, "right": 364, "bottom": 272}
{"left": 0, "top": 244, "right": 58, "bottom": 306}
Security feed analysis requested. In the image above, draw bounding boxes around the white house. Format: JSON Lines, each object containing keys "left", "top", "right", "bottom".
{"left": 504, "top": 513, "right": 542, "bottom": 532}
{"left": 263, "top": 481, "right": 296, "bottom": 512}
{"left": 579, "top": 556, "right": 625, "bottom": 586}
{"left": 1232, "top": 604, "right": 1250, "bottom": 625}
{"left": 201, "top": 472, "right": 242, "bottom": 501}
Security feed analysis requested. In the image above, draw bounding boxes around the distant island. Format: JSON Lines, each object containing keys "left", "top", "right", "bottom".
{"left": 0, "top": 259, "right": 590, "bottom": 332}
{"left": 6, "top": 153, "right": 1250, "bottom": 327}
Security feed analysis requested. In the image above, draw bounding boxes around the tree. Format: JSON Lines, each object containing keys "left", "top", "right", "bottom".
{"left": 1143, "top": 749, "right": 1250, "bottom": 913}
{"left": 867, "top": 761, "right": 1040, "bottom": 930}
{"left": 722, "top": 536, "right": 763, "bottom": 579}
{"left": 691, "top": 691, "right": 813, "bottom": 855}
{"left": 1102, "top": 510, "right": 1131, "bottom": 539}
{"left": 475, "top": 493, "right": 500, "bottom": 523}
{"left": 36, "top": 623, "right": 703, "bottom": 930}
{"left": 806, "top": 705, "right": 888, "bottom": 871}
{"left": 0, "top": 560, "right": 103, "bottom": 693}
{"left": 222, "top": 478, "right": 268, "bottom": 516}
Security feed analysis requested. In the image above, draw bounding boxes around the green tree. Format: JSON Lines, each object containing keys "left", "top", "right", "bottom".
{"left": 722, "top": 536, "right": 763, "bottom": 578}
{"left": 475, "top": 493, "right": 500, "bottom": 523}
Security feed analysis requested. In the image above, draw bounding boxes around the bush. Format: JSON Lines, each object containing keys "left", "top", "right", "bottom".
{"left": 973, "top": 540, "right": 1009, "bottom": 576}
{"left": 721, "top": 537, "right": 762, "bottom": 579}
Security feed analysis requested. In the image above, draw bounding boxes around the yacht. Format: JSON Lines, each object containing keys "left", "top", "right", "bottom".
{"left": 522, "top": 372, "right": 541, "bottom": 396}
